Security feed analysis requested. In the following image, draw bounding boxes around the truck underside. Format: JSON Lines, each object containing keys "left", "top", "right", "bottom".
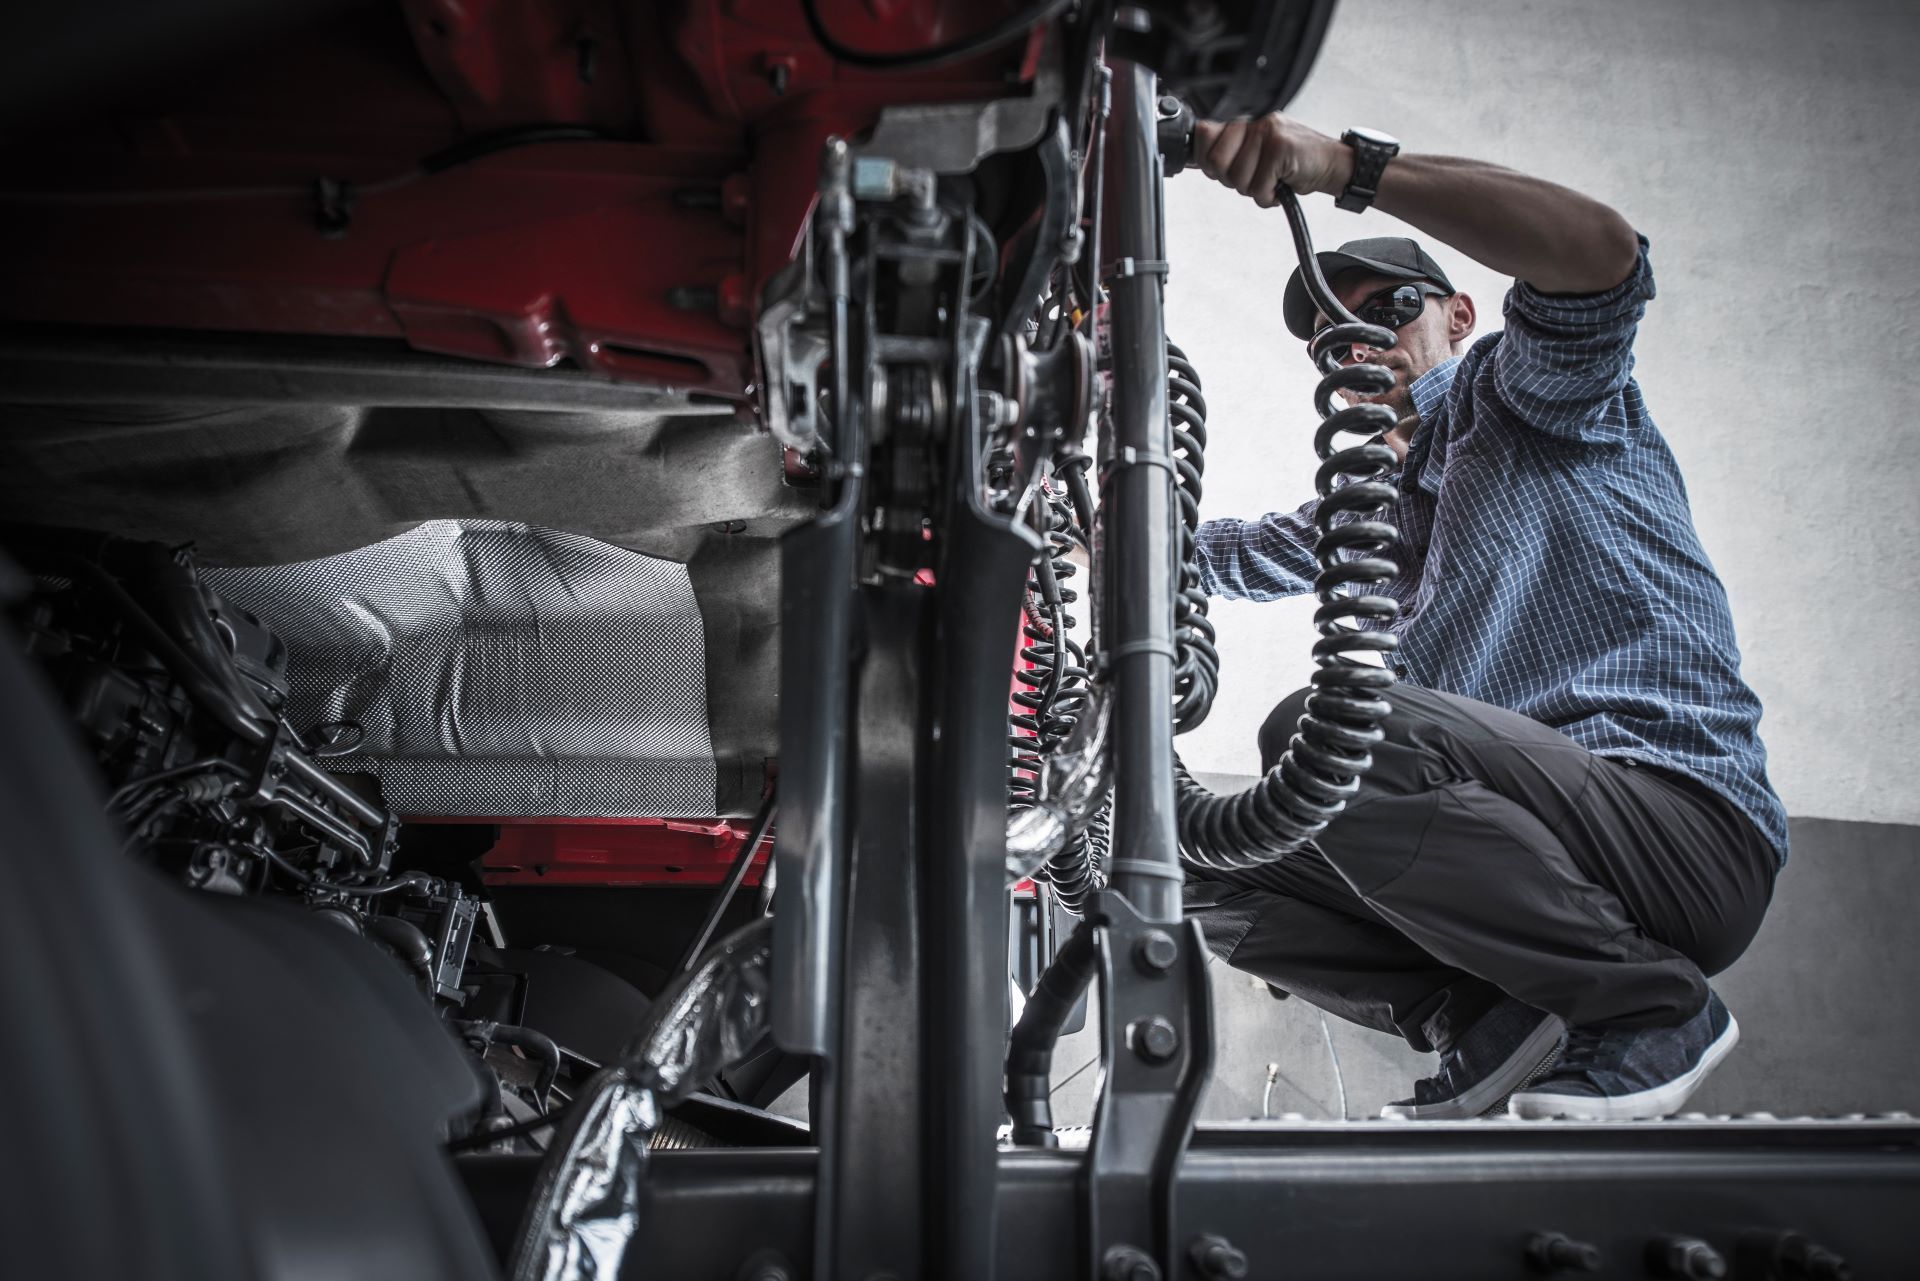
{"left": 0, "top": 3, "right": 1912, "bottom": 1278}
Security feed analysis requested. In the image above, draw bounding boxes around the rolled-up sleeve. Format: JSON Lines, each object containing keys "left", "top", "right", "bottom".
{"left": 1491, "top": 235, "right": 1656, "bottom": 445}
{"left": 1196, "top": 501, "right": 1320, "bottom": 601}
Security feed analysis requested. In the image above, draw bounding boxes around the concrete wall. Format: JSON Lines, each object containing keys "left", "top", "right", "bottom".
{"left": 1165, "top": 0, "right": 1920, "bottom": 828}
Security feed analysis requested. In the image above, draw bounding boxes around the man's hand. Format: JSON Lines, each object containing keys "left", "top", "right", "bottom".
{"left": 1193, "top": 115, "right": 1353, "bottom": 207}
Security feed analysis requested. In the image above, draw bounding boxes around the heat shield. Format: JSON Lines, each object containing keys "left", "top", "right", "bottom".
{"left": 206, "top": 521, "right": 715, "bottom": 817}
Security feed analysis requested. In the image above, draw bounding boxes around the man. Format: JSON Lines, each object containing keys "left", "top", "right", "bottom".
{"left": 1181, "top": 114, "right": 1787, "bottom": 1121}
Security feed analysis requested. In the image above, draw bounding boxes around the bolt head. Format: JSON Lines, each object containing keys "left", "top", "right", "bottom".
{"left": 1190, "top": 1235, "right": 1249, "bottom": 1280}
{"left": 1134, "top": 930, "right": 1179, "bottom": 974}
{"left": 1102, "top": 1245, "right": 1161, "bottom": 1281}
{"left": 1133, "top": 1016, "right": 1179, "bottom": 1063}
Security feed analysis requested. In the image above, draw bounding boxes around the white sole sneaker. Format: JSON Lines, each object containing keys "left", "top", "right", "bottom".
{"left": 1508, "top": 1014, "right": 1739, "bottom": 1122}
{"left": 1379, "top": 1014, "right": 1566, "bottom": 1121}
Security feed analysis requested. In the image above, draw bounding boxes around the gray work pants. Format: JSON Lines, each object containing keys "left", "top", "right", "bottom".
{"left": 1181, "top": 683, "right": 1778, "bottom": 1055}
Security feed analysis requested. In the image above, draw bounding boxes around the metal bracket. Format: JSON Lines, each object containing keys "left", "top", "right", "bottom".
{"left": 1102, "top": 257, "right": 1170, "bottom": 281}
{"left": 1085, "top": 889, "right": 1216, "bottom": 1281}
{"left": 855, "top": 36, "right": 1063, "bottom": 175}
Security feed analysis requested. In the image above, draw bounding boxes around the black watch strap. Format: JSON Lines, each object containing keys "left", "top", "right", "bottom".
{"left": 1337, "top": 127, "right": 1400, "bottom": 213}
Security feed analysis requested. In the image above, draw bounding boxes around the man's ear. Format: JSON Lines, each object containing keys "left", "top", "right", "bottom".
{"left": 1446, "top": 292, "right": 1476, "bottom": 348}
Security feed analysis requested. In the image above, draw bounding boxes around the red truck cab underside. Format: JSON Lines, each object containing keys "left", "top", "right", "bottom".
{"left": 0, "top": 0, "right": 1041, "bottom": 399}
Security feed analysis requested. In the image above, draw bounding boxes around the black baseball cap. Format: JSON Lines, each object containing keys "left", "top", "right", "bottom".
{"left": 1281, "top": 236, "right": 1455, "bottom": 341}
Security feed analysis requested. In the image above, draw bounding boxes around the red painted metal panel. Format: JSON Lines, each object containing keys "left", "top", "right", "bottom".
{"left": 465, "top": 815, "right": 774, "bottom": 887}
{"left": 0, "top": 0, "right": 1040, "bottom": 402}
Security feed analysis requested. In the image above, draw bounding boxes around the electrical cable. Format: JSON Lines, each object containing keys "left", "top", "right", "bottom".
{"left": 445, "top": 1104, "right": 573, "bottom": 1154}
{"left": 1172, "top": 183, "right": 1403, "bottom": 871}
{"left": 254, "top": 842, "right": 320, "bottom": 887}
{"left": 675, "top": 788, "right": 777, "bottom": 973}
{"left": 104, "top": 758, "right": 237, "bottom": 813}
{"left": 799, "top": 0, "right": 1075, "bottom": 71}
{"left": 965, "top": 207, "right": 1000, "bottom": 305}
{"left": 1317, "top": 1011, "right": 1350, "bottom": 1121}
{"left": 255, "top": 847, "right": 435, "bottom": 899}
{"left": 329, "top": 870, "right": 438, "bottom": 897}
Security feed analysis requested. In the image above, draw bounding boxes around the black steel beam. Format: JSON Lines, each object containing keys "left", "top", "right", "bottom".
{"left": 926, "top": 449, "right": 1043, "bottom": 1274}
{"left": 625, "top": 1123, "right": 1920, "bottom": 1280}
{"left": 1098, "top": 62, "right": 1182, "bottom": 927}
{"left": 821, "top": 584, "right": 931, "bottom": 1280}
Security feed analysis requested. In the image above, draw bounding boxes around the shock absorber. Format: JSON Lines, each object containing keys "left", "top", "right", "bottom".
{"left": 1172, "top": 185, "right": 1404, "bottom": 870}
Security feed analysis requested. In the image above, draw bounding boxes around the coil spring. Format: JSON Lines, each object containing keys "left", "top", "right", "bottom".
{"left": 1010, "top": 485, "right": 1091, "bottom": 805}
{"left": 1168, "top": 341, "right": 1219, "bottom": 733}
{"left": 1173, "top": 310, "right": 1405, "bottom": 871}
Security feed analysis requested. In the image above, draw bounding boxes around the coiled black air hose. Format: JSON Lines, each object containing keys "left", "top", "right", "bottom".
{"left": 1037, "top": 340, "right": 1206, "bottom": 911}
{"left": 1168, "top": 342, "right": 1219, "bottom": 733}
{"left": 1009, "top": 453, "right": 1111, "bottom": 912}
{"left": 1041, "top": 800, "right": 1108, "bottom": 916}
{"left": 1010, "top": 486, "right": 1091, "bottom": 805}
{"left": 1173, "top": 186, "right": 1404, "bottom": 871}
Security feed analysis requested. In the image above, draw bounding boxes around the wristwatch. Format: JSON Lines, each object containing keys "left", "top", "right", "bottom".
{"left": 1336, "top": 126, "right": 1401, "bottom": 213}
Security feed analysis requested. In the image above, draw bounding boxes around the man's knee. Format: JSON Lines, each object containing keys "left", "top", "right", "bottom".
{"left": 1259, "top": 680, "right": 1432, "bottom": 766}
{"left": 1257, "top": 685, "right": 1316, "bottom": 771}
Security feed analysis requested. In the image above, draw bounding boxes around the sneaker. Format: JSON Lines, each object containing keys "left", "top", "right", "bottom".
{"left": 1379, "top": 998, "right": 1566, "bottom": 1120}
{"left": 1508, "top": 992, "right": 1739, "bottom": 1121}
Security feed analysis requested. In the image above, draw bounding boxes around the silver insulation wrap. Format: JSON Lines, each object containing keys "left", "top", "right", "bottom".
{"left": 510, "top": 920, "right": 774, "bottom": 1281}
{"left": 204, "top": 521, "right": 715, "bottom": 817}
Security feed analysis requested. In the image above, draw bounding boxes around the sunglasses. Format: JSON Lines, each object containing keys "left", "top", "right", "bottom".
{"left": 1310, "top": 281, "right": 1451, "bottom": 353}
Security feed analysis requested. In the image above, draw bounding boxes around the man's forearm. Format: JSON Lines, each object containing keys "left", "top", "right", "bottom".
{"left": 1363, "top": 152, "right": 1640, "bottom": 295}
{"left": 1192, "top": 115, "right": 1641, "bottom": 295}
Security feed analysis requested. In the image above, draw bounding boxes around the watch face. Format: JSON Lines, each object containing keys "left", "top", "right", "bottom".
{"left": 1347, "top": 126, "right": 1400, "bottom": 149}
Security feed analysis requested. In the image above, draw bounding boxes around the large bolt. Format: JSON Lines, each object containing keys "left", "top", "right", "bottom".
{"left": 1188, "top": 1233, "right": 1248, "bottom": 1280}
{"left": 1525, "top": 1231, "right": 1601, "bottom": 1274}
{"left": 1134, "top": 930, "right": 1179, "bottom": 975}
{"left": 1102, "top": 1244, "right": 1161, "bottom": 1281}
{"left": 1773, "top": 1232, "right": 1851, "bottom": 1281}
{"left": 1131, "top": 1016, "right": 1179, "bottom": 1063}
{"left": 1648, "top": 1236, "right": 1727, "bottom": 1280}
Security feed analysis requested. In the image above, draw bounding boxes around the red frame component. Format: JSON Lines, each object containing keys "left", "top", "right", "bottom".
{"left": 462, "top": 815, "right": 773, "bottom": 887}
{"left": 0, "top": 0, "right": 1042, "bottom": 400}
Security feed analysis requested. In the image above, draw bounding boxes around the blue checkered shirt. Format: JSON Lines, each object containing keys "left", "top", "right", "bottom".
{"left": 1196, "top": 239, "right": 1789, "bottom": 863}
